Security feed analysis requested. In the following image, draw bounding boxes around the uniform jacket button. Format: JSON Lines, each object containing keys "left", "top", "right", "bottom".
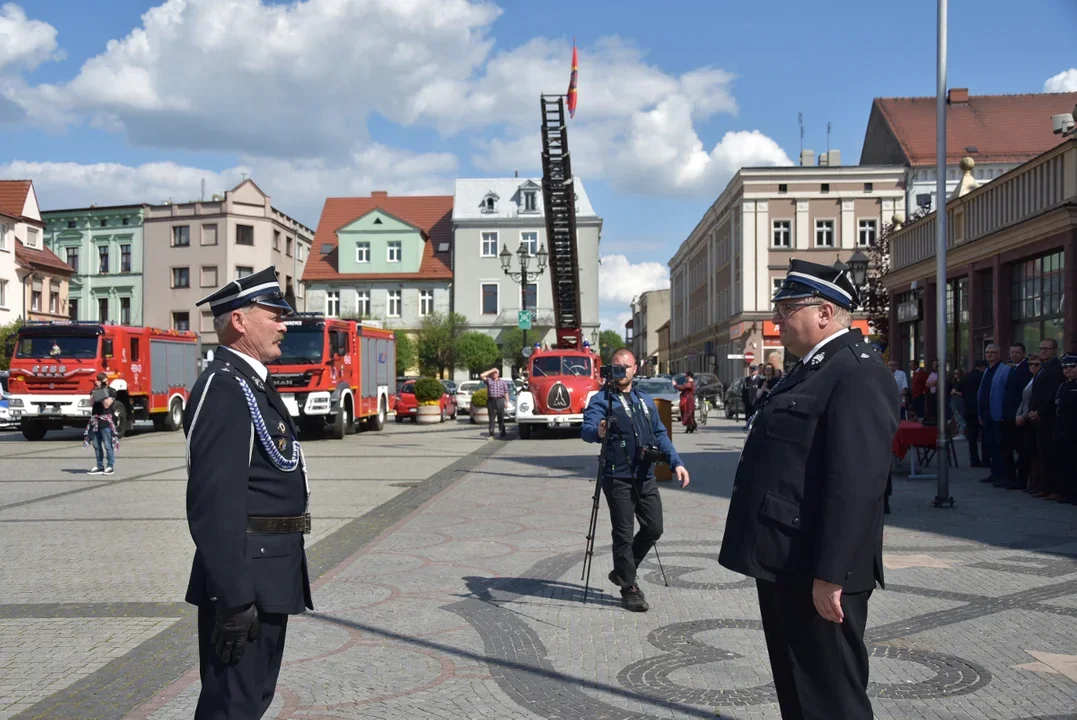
{"left": 792, "top": 516, "right": 799, "bottom": 525}
{"left": 260, "top": 548, "right": 266, "bottom": 554}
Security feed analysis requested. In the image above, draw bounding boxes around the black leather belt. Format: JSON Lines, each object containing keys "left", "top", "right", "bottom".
{"left": 246, "top": 514, "right": 311, "bottom": 534}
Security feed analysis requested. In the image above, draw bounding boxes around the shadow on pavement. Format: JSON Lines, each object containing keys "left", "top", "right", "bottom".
{"left": 461, "top": 574, "right": 622, "bottom": 609}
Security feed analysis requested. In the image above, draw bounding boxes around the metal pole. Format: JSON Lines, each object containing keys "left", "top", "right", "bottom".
{"left": 934, "top": 0, "right": 953, "bottom": 508}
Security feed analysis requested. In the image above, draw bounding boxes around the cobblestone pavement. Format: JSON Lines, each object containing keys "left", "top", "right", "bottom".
{"left": 4, "top": 416, "right": 1077, "bottom": 719}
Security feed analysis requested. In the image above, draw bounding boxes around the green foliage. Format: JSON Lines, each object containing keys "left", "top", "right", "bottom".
{"left": 497, "top": 326, "right": 551, "bottom": 371}
{"left": 471, "top": 387, "right": 488, "bottom": 407}
{"left": 416, "top": 312, "right": 469, "bottom": 378}
{"left": 598, "top": 330, "right": 624, "bottom": 365}
{"left": 0, "top": 319, "right": 23, "bottom": 372}
{"left": 863, "top": 206, "right": 930, "bottom": 349}
{"left": 455, "top": 332, "right": 501, "bottom": 374}
{"left": 413, "top": 377, "right": 445, "bottom": 404}
{"left": 392, "top": 330, "right": 416, "bottom": 376}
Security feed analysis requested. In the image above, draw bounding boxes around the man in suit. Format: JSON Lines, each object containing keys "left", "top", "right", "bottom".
{"left": 184, "top": 266, "right": 313, "bottom": 719}
{"left": 978, "top": 344, "right": 1011, "bottom": 484}
{"left": 719, "top": 260, "right": 899, "bottom": 720}
{"left": 1027, "top": 338, "right": 1064, "bottom": 497}
{"left": 959, "top": 361, "right": 986, "bottom": 467}
{"left": 997, "top": 343, "right": 1031, "bottom": 488}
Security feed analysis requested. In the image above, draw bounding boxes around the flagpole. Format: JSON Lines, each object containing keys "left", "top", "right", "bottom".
{"left": 933, "top": 0, "right": 954, "bottom": 509}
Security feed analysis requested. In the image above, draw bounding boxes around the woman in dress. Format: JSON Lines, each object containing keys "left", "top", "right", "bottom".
{"left": 676, "top": 371, "right": 697, "bottom": 433}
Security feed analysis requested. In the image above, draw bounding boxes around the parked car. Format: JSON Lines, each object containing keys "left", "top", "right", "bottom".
{"left": 441, "top": 379, "right": 458, "bottom": 397}
{"left": 394, "top": 379, "right": 458, "bottom": 423}
{"left": 723, "top": 377, "right": 750, "bottom": 420}
{"left": 455, "top": 380, "right": 484, "bottom": 414}
{"left": 635, "top": 378, "right": 681, "bottom": 420}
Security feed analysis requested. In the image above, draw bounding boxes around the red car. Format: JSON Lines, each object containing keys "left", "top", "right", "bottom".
{"left": 394, "top": 379, "right": 458, "bottom": 423}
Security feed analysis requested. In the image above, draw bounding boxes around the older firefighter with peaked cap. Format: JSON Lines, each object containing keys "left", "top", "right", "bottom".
{"left": 718, "top": 259, "right": 899, "bottom": 720}
{"left": 184, "top": 266, "right": 313, "bottom": 719}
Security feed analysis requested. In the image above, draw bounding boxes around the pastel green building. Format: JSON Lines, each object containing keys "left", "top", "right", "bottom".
{"left": 42, "top": 205, "right": 146, "bottom": 326}
{"left": 335, "top": 209, "right": 425, "bottom": 274}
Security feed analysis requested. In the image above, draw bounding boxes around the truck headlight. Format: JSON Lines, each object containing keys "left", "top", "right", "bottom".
{"left": 519, "top": 402, "right": 530, "bottom": 413}
{"left": 79, "top": 398, "right": 92, "bottom": 407}
{"left": 10, "top": 398, "right": 23, "bottom": 408}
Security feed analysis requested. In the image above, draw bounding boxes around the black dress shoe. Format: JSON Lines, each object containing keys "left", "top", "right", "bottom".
{"left": 979, "top": 475, "right": 996, "bottom": 483}
{"left": 884, "top": 498, "right": 891, "bottom": 515}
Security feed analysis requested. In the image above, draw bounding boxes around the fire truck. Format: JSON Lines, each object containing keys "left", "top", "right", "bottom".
{"left": 6, "top": 322, "right": 200, "bottom": 441}
{"left": 515, "top": 96, "right": 603, "bottom": 439}
{"left": 267, "top": 315, "right": 395, "bottom": 438}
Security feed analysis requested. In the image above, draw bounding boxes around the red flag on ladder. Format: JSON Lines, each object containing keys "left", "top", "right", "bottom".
{"left": 567, "top": 40, "right": 578, "bottom": 118}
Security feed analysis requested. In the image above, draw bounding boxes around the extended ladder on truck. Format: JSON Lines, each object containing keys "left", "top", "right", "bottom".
{"left": 540, "top": 95, "right": 583, "bottom": 350}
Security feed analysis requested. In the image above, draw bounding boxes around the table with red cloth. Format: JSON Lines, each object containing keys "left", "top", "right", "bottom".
{"left": 892, "top": 420, "right": 938, "bottom": 460}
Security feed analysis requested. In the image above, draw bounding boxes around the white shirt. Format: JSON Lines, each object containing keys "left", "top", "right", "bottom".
{"left": 226, "top": 346, "right": 268, "bottom": 382}
{"left": 802, "top": 328, "right": 850, "bottom": 365}
{"left": 893, "top": 369, "right": 909, "bottom": 392}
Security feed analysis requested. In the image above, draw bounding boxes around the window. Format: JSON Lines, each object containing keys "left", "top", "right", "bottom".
{"left": 120, "top": 244, "right": 131, "bottom": 272}
{"left": 523, "top": 191, "right": 538, "bottom": 212}
{"left": 65, "top": 247, "right": 79, "bottom": 272}
{"left": 820, "top": 183, "right": 830, "bottom": 193}
{"left": 778, "top": 183, "right": 788, "bottom": 194}
{"left": 522, "top": 282, "right": 537, "bottom": 310}
{"left": 68, "top": 298, "right": 77, "bottom": 320}
{"left": 1011, "top": 251, "right": 1065, "bottom": 349}
{"left": 481, "top": 196, "right": 497, "bottom": 213}
{"left": 388, "top": 289, "right": 402, "bottom": 318}
{"left": 273, "top": 230, "right": 280, "bottom": 251}
{"left": 98, "top": 298, "right": 109, "bottom": 322}
{"left": 858, "top": 219, "right": 877, "bottom": 247}
{"left": 172, "top": 312, "right": 190, "bottom": 331}
{"left": 481, "top": 232, "right": 498, "bottom": 257}
{"left": 387, "top": 241, "right": 402, "bottom": 263}
{"left": 49, "top": 290, "right": 58, "bottom": 314}
{"left": 235, "top": 266, "right": 253, "bottom": 279}
{"left": 31, "top": 291, "right": 41, "bottom": 312}
{"left": 120, "top": 297, "right": 131, "bottom": 325}
{"left": 98, "top": 245, "right": 109, "bottom": 274}
{"left": 236, "top": 224, "right": 254, "bottom": 245}
{"left": 520, "top": 231, "right": 538, "bottom": 255}
{"left": 201, "top": 224, "right": 218, "bottom": 245}
{"left": 0, "top": 223, "right": 6, "bottom": 251}
{"left": 100, "top": 219, "right": 107, "bottom": 228}
{"left": 26, "top": 228, "right": 38, "bottom": 248}
{"left": 131, "top": 337, "right": 140, "bottom": 362}
{"left": 326, "top": 290, "right": 340, "bottom": 317}
{"left": 419, "top": 289, "right": 434, "bottom": 316}
{"left": 864, "top": 182, "right": 874, "bottom": 193}
{"left": 286, "top": 237, "right": 293, "bottom": 257}
{"left": 172, "top": 226, "right": 190, "bottom": 247}
{"left": 201, "top": 266, "right": 218, "bottom": 287}
{"left": 356, "top": 290, "right": 370, "bottom": 317}
{"left": 772, "top": 220, "right": 791, "bottom": 248}
{"left": 481, "top": 283, "right": 498, "bottom": 315}
{"left": 67, "top": 221, "right": 76, "bottom": 229}
{"left": 773, "top": 277, "right": 784, "bottom": 295}
{"left": 172, "top": 267, "right": 190, "bottom": 288}
{"left": 122, "top": 217, "right": 129, "bottom": 226}
{"left": 814, "top": 220, "right": 835, "bottom": 247}
{"left": 355, "top": 242, "right": 370, "bottom": 263}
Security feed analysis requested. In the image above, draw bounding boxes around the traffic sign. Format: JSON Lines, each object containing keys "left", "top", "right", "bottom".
{"left": 522, "top": 346, "right": 533, "bottom": 358}
{"left": 726, "top": 353, "right": 745, "bottom": 359}
{"left": 743, "top": 351, "right": 756, "bottom": 364}
{"left": 517, "top": 309, "right": 533, "bottom": 330}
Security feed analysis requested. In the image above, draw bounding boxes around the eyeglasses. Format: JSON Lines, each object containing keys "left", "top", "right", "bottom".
{"left": 1029, "top": 362, "right": 1042, "bottom": 367}
{"left": 773, "top": 302, "right": 823, "bottom": 319}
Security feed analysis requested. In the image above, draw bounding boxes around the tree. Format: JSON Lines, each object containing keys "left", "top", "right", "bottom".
{"left": 497, "top": 326, "right": 552, "bottom": 372}
{"left": 455, "top": 332, "right": 501, "bottom": 375}
{"left": 393, "top": 329, "right": 416, "bottom": 376}
{"left": 415, "top": 312, "right": 468, "bottom": 378}
{"left": 861, "top": 206, "right": 930, "bottom": 349}
{"left": 598, "top": 330, "right": 624, "bottom": 365}
{"left": 0, "top": 319, "right": 23, "bottom": 372}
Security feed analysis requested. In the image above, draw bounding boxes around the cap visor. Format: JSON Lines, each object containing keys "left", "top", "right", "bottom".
{"left": 255, "top": 297, "right": 294, "bottom": 315}
{"left": 771, "top": 287, "right": 816, "bottom": 303}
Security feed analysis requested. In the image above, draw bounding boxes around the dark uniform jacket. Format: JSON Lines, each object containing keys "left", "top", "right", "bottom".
{"left": 1055, "top": 379, "right": 1077, "bottom": 442}
{"left": 581, "top": 388, "right": 684, "bottom": 479}
{"left": 184, "top": 346, "right": 313, "bottom": 615}
{"left": 1029, "top": 356, "right": 1063, "bottom": 421}
{"left": 718, "top": 330, "right": 899, "bottom": 593}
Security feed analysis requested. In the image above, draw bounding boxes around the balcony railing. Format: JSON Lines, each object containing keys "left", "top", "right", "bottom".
{"left": 891, "top": 140, "right": 1076, "bottom": 270}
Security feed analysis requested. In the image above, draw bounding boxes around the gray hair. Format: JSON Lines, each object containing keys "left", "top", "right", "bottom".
{"left": 831, "top": 305, "right": 853, "bottom": 329}
{"left": 985, "top": 343, "right": 1001, "bottom": 352}
{"left": 213, "top": 306, "right": 252, "bottom": 338}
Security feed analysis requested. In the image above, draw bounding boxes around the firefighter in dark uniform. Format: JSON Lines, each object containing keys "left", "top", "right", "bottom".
{"left": 184, "top": 266, "right": 313, "bottom": 719}
{"left": 718, "top": 259, "right": 899, "bottom": 720}
{"left": 1053, "top": 353, "right": 1077, "bottom": 504}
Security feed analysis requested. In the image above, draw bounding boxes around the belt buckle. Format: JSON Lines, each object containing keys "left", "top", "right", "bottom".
{"left": 303, "top": 513, "right": 311, "bottom": 534}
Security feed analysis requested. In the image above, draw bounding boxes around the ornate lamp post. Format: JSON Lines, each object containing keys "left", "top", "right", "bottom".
{"left": 500, "top": 241, "right": 548, "bottom": 354}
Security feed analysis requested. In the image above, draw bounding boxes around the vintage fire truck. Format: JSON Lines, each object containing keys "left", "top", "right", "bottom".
{"left": 267, "top": 315, "right": 395, "bottom": 438}
{"left": 514, "top": 96, "right": 602, "bottom": 439}
{"left": 6, "top": 322, "right": 200, "bottom": 441}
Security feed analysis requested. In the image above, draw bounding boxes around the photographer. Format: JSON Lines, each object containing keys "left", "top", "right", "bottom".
{"left": 83, "top": 372, "right": 118, "bottom": 475}
{"left": 581, "top": 347, "right": 690, "bottom": 612}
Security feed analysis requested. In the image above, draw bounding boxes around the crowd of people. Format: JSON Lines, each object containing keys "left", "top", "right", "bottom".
{"left": 740, "top": 363, "right": 785, "bottom": 429}
{"left": 892, "top": 340, "right": 1077, "bottom": 504}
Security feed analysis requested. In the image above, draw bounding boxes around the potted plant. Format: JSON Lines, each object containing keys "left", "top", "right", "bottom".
{"left": 470, "top": 387, "right": 489, "bottom": 425}
{"left": 414, "top": 378, "right": 446, "bottom": 424}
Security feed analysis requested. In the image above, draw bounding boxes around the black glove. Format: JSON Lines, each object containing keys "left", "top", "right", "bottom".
{"left": 211, "top": 604, "right": 260, "bottom": 664}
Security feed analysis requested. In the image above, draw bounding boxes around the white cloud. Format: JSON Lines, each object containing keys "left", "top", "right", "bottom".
{"left": 600, "top": 310, "right": 632, "bottom": 334}
{"left": 1045, "top": 68, "right": 1077, "bottom": 93}
{"left": 598, "top": 254, "right": 670, "bottom": 305}
{"left": 0, "top": 3, "right": 61, "bottom": 72}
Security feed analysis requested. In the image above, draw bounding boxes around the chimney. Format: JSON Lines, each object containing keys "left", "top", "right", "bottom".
{"left": 947, "top": 88, "right": 969, "bottom": 104}
{"left": 828, "top": 149, "right": 841, "bottom": 166}
{"left": 514, "top": 170, "right": 519, "bottom": 178}
{"left": 799, "top": 149, "right": 815, "bottom": 167}
{"left": 371, "top": 191, "right": 388, "bottom": 198}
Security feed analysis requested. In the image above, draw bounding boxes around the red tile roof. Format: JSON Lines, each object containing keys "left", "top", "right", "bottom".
{"left": 15, "top": 240, "right": 75, "bottom": 276}
{"left": 867, "top": 91, "right": 1077, "bottom": 166}
{"left": 0, "top": 180, "right": 34, "bottom": 223}
{"left": 303, "top": 194, "right": 454, "bottom": 283}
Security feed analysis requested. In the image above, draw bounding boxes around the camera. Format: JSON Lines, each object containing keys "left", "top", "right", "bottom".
{"left": 635, "top": 444, "right": 667, "bottom": 466}
{"left": 600, "top": 364, "right": 628, "bottom": 380}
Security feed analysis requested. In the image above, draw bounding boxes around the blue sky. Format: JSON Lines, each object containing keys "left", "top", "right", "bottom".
{"left": 2, "top": 0, "right": 1076, "bottom": 330}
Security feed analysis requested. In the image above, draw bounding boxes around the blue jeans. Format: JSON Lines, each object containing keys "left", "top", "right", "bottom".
{"left": 92, "top": 424, "right": 115, "bottom": 469}
{"left": 982, "top": 419, "right": 1002, "bottom": 479}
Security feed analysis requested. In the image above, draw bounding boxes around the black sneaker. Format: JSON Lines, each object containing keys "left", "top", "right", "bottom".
{"left": 608, "top": 570, "right": 624, "bottom": 588}
{"left": 621, "top": 586, "right": 649, "bottom": 612}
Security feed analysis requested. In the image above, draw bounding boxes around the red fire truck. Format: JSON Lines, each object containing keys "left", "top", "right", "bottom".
{"left": 267, "top": 315, "right": 395, "bottom": 438}
{"left": 515, "top": 96, "right": 602, "bottom": 438}
{"left": 6, "top": 322, "right": 201, "bottom": 441}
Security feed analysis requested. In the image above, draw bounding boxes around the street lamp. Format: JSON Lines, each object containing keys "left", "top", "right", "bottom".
{"left": 501, "top": 241, "right": 548, "bottom": 356}
{"left": 847, "top": 249, "right": 870, "bottom": 287}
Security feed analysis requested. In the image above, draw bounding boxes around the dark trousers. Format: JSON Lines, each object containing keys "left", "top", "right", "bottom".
{"left": 963, "top": 414, "right": 982, "bottom": 466}
{"left": 602, "top": 474, "right": 663, "bottom": 588}
{"left": 487, "top": 397, "right": 506, "bottom": 436}
{"left": 195, "top": 604, "right": 289, "bottom": 720}
{"left": 1055, "top": 442, "right": 1077, "bottom": 499}
{"left": 1015, "top": 425, "right": 1037, "bottom": 489}
{"left": 1034, "top": 423, "right": 1057, "bottom": 493}
{"left": 982, "top": 419, "right": 1003, "bottom": 479}
{"left": 757, "top": 580, "right": 873, "bottom": 720}
{"left": 1000, "top": 419, "right": 1019, "bottom": 482}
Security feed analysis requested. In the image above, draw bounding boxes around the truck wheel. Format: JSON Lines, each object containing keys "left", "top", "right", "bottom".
{"left": 164, "top": 397, "right": 183, "bottom": 431}
{"left": 519, "top": 423, "right": 532, "bottom": 440}
{"left": 330, "top": 407, "right": 347, "bottom": 440}
{"left": 372, "top": 399, "right": 386, "bottom": 431}
{"left": 344, "top": 397, "right": 357, "bottom": 436}
{"left": 113, "top": 404, "right": 129, "bottom": 439}
{"left": 21, "top": 421, "right": 47, "bottom": 441}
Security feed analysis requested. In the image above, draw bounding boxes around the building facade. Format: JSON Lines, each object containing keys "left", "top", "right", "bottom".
{"left": 142, "top": 179, "right": 313, "bottom": 354}
{"left": 861, "top": 88, "right": 1077, "bottom": 213}
{"left": 0, "top": 180, "right": 48, "bottom": 320}
{"left": 884, "top": 138, "right": 1077, "bottom": 369}
{"left": 302, "top": 192, "right": 453, "bottom": 355}
{"left": 451, "top": 178, "right": 601, "bottom": 382}
{"left": 668, "top": 162, "right": 906, "bottom": 383}
{"left": 655, "top": 319, "right": 671, "bottom": 375}
{"left": 42, "top": 205, "right": 146, "bottom": 325}
{"left": 629, "top": 288, "right": 670, "bottom": 374}
{"left": 14, "top": 241, "right": 76, "bottom": 321}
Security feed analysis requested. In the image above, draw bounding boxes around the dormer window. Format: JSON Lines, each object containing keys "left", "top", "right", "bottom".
{"left": 523, "top": 191, "right": 537, "bottom": 212}
{"left": 480, "top": 193, "right": 499, "bottom": 214}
